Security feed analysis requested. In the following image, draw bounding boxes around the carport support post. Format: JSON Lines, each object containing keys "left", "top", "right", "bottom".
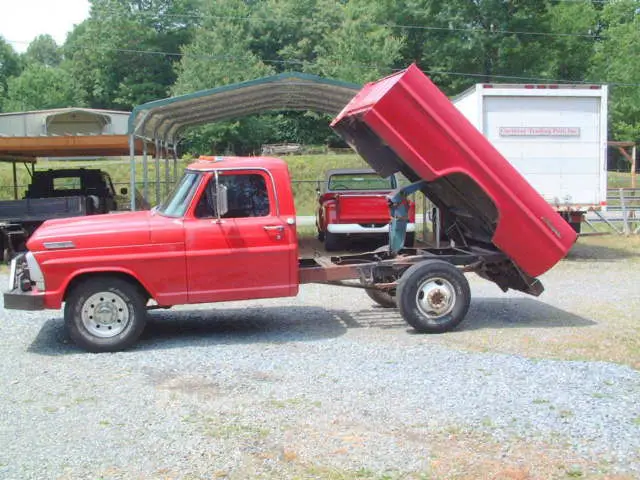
{"left": 155, "top": 139, "right": 161, "bottom": 205}
{"left": 164, "top": 143, "right": 170, "bottom": 197}
{"left": 129, "top": 134, "right": 136, "bottom": 211}
{"left": 173, "top": 145, "right": 178, "bottom": 183}
{"left": 632, "top": 145, "right": 637, "bottom": 189}
{"left": 142, "top": 142, "right": 148, "bottom": 204}
{"left": 12, "top": 162, "right": 17, "bottom": 200}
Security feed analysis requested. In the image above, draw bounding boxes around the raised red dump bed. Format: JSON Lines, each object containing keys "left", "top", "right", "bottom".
{"left": 331, "top": 64, "right": 577, "bottom": 281}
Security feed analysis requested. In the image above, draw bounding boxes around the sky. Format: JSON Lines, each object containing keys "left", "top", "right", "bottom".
{"left": 0, "top": 0, "right": 90, "bottom": 53}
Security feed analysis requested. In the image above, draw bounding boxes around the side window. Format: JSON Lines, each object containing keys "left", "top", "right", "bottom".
{"left": 53, "top": 177, "right": 81, "bottom": 191}
{"left": 195, "top": 173, "right": 271, "bottom": 219}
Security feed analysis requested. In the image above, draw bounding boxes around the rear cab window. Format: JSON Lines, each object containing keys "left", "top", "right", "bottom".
{"left": 328, "top": 173, "right": 396, "bottom": 191}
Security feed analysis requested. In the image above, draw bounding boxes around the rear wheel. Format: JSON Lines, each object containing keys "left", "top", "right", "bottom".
{"left": 365, "top": 288, "right": 397, "bottom": 308}
{"left": 405, "top": 232, "right": 415, "bottom": 247}
{"left": 324, "top": 232, "right": 344, "bottom": 251}
{"left": 397, "top": 260, "right": 470, "bottom": 333}
{"left": 65, "top": 277, "right": 147, "bottom": 353}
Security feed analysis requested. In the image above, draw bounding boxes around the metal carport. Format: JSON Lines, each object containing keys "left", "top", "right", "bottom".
{"left": 127, "top": 72, "right": 360, "bottom": 210}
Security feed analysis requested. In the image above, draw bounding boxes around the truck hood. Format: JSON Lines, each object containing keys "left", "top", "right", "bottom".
{"left": 27, "top": 211, "right": 152, "bottom": 251}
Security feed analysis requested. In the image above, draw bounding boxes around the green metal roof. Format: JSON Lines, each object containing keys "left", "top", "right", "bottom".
{"left": 129, "top": 72, "right": 360, "bottom": 144}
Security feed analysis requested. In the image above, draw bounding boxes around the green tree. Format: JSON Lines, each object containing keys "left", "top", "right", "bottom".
{"left": 1, "top": 63, "right": 82, "bottom": 112}
{"left": 309, "top": 0, "right": 404, "bottom": 83}
{"left": 64, "top": 0, "right": 197, "bottom": 110}
{"left": 172, "top": 0, "right": 273, "bottom": 93}
{"left": 0, "top": 37, "right": 22, "bottom": 109}
{"left": 590, "top": 0, "right": 640, "bottom": 141}
{"left": 385, "top": 0, "right": 552, "bottom": 94}
{"left": 24, "top": 35, "right": 62, "bottom": 67}
{"left": 249, "top": 0, "right": 342, "bottom": 72}
{"left": 542, "top": 1, "right": 598, "bottom": 82}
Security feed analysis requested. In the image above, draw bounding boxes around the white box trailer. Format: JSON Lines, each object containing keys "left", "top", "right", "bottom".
{"left": 453, "top": 84, "right": 608, "bottom": 232}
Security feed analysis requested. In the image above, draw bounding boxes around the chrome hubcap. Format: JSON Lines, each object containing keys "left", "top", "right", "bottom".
{"left": 416, "top": 277, "right": 456, "bottom": 321}
{"left": 81, "top": 292, "right": 130, "bottom": 338}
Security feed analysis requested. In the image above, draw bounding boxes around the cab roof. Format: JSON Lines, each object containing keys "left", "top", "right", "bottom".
{"left": 187, "top": 156, "right": 288, "bottom": 172}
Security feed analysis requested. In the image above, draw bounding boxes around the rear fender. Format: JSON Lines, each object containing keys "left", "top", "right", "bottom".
{"left": 322, "top": 200, "right": 338, "bottom": 229}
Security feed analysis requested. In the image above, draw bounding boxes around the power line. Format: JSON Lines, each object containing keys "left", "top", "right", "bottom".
{"left": 41, "top": 43, "right": 640, "bottom": 88}
{"left": 6, "top": 40, "right": 639, "bottom": 86}
{"left": 97, "top": 9, "right": 601, "bottom": 40}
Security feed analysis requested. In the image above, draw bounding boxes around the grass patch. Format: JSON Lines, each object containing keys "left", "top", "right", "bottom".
{"left": 569, "top": 234, "right": 640, "bottom": 261}
{"left": 608, "top": 171, "right": 638, "bottom": 189}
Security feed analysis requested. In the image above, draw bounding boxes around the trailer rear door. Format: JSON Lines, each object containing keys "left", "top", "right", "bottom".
{"left": 482, "top": 94, "right": 604, "bottom": 208}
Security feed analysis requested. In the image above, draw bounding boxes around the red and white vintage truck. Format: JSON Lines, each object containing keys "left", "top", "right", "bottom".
{"left": 315, "top": 168, "right": 416, "bottom": 251}
{"left": 3, "top": 65, "right": 576, "bottom": 352}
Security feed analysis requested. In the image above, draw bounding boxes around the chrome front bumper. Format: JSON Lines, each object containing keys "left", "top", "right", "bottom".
{"left": 3, "top": 253, "right": 46, "bottom": 311}
{"left": 3, "top": 289, "right": 45, "bottom": 310}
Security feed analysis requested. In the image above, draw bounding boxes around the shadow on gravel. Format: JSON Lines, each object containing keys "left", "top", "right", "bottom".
{"left": 460, "top": 297, "right": 595, "bottom": 331}
{"left": 137, "top": 306, "right": 353, "bottom": 351}
{"left": 26, "top": 317, "right": 76, "bottom": 355}
{"left": 26, "top": 298, "right": 592, "bottom": 355}
{"left": 28, "top": 306, "right": 396, "bottom": 355}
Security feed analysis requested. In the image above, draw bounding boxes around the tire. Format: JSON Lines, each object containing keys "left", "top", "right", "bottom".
{"left": 324, "top": 232, "right": 343, "bottom": 251}
{"left": 365, "top": 288, "right": 397, "bottom": 308}
{"left": 405, "top": 232, "right": 415, "bottom": 247}
{"left": 397, "top": 260, "right": 470, "bottom": 333}
{"left": 64, "top": 277, "right": 147, "bottom": 353}
{"left": 317, "top": 230, "right": 325, "bottom": 242}
{"left": 569, "top": 222, "right": 582, "bottom": 234}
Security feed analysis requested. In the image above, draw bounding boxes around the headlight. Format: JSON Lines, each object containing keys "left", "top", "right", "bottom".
{"left": 25, "top": 252, "right": 45, "bottom": 291}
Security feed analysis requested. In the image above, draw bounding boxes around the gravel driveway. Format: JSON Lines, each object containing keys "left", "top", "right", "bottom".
{"left": 0, "top": 256, "right": 639, "bottom": 479}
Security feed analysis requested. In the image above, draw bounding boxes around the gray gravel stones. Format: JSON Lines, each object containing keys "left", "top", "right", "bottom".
{"left": 0, "top": 261, "right": 639, "bottom": 479}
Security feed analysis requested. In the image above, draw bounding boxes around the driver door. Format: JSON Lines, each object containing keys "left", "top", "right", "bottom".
{"left": 184, "top": 169, "right": 296, "bottom": 303}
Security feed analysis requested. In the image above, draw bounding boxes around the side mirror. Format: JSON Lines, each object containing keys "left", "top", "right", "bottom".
{"left": 120, "top": 187, "right": 128, "bottom": 195}
{"left": 216, "top": 184, "right": 229, "bottom": 218}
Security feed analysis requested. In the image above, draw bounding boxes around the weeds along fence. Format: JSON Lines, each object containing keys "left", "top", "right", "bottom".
{"left": 4, "top": 176, "right": 638, "bottom": 237}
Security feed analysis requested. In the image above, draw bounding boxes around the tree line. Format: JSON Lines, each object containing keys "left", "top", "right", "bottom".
{"left": 0, "top": 0, "right": 638, "bottom": 156}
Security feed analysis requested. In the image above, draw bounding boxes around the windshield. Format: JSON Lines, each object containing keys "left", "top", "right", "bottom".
{"left": 328, "top": 172, "right": 396, "bottom": 191}
{"left": 157, "top": 172, "right": 201, "bottom": 217}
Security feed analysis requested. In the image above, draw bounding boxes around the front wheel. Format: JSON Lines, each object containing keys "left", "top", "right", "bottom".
{"left": 397, "top": 260, "right": 470, "bottom": 333}
{"left": 64, "top": 277, "right": 147, "bottom": 353}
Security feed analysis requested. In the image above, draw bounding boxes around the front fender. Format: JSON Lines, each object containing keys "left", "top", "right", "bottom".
{"left": 45, "top": 267, "right": 155, "bottom": 310}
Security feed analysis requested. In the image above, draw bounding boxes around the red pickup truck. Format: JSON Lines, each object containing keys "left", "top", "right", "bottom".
{"left": 4, "top": 65, "right": 576, "bottom": 352}
{"left": 316, "top": 168, "right": 415, "bottom": 251}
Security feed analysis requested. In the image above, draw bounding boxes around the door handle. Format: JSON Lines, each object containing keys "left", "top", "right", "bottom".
{"left": 263, "top": 225, "right": 285, "bottom": 231}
